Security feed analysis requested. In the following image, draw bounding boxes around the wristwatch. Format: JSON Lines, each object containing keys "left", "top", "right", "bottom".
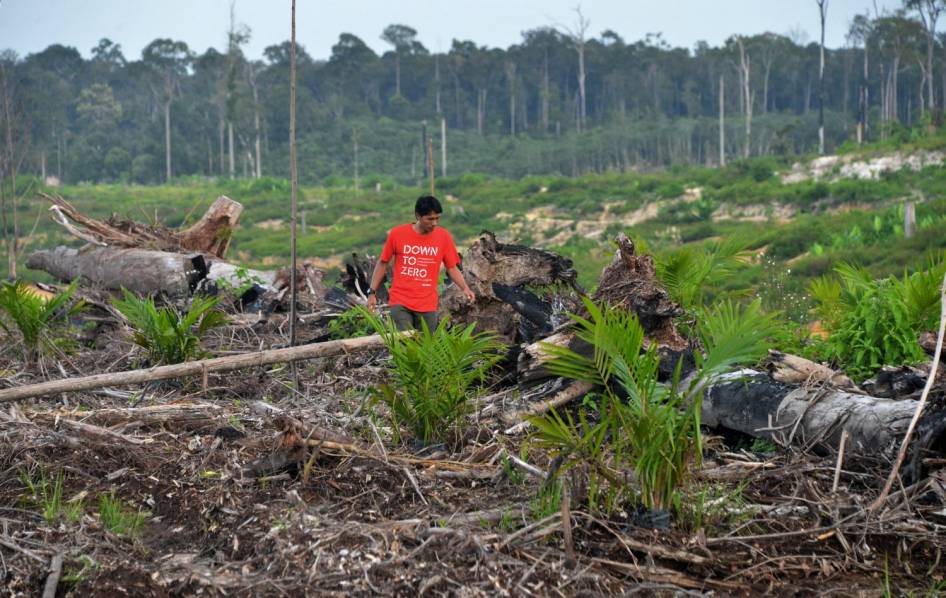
{"left": 366, "top": 288, "right": 375, "bottom": 297}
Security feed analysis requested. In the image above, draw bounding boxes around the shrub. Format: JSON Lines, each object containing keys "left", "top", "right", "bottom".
{"left": 809, "top": 260, "right": 944, "bottom": 380}
{"left": 0, "top": 280, "right": 83, "bottom": 365}
{"left": 366, "top": 311, "right": 503, "bottom": 445}
{"left": 112, "top": 291, "right": 227, "bottom": 365}
{"left": 328, "top": 307, "right": 374, "bottom": 340}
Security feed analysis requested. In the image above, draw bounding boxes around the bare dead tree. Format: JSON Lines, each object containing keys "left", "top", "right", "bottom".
{"left": 735, "top": 36, "right": 752, "bottom": 159}
{"left": 816, "top": 0, "right": 829, "bottom": 155}
{"left": 848, "top": 14, "right": 873, "bottom": 143}
{"left": 719, "top": 73, "right": 726, "bottom": 167}
{"left": 0, "top": 53, "right": 29, "bottom": 279}
{"left": 505, "top": 60, "right": 517, "bottom": 135}
{"left": 558, "top": 6, "right": 589, "bottom": 133}
{"left": 247, "top": 62, "right": 263, "bottom": 178}
{"left": 906, "top": 0, "right": 943, "bottom": 115}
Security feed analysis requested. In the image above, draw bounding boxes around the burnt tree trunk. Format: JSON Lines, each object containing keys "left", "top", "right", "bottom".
{"left": 517, "top": 233, "right": 689, "bottom": 381}
{"left": 437, "top": 231, "right": 580, "bottom": 343}
{"left": 704, "top": 372, "right": 946, "bottom": 481}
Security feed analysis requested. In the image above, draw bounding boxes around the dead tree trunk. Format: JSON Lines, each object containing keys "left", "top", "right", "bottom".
{"left": 42, "top": 193, "right": 242, "bottom": 259}
{"left": 0, "top": 334, "right": 390, "bottom": 403}
{"left": 516, "top": 234, "right": 689, "bottom": 381}
{"left": 704, "top": 372, "right": 946, "bottom": 481}
{"left": 26, "top": 247, "right": 208, "bottom": 296}
{"left": 437, "top": 231, "right": 580, "bottom": 343}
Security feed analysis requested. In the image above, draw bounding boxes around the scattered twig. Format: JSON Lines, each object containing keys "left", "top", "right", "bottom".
{"left": 41, "top": 554, "right": 63, "bottom": 598}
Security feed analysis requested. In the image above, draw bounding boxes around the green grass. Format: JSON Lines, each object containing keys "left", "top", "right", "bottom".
{"left": 19, "top": 467, "right": 83, "bottom": 524}
{"left": 98, "top": 492, "right": 148, "bottom": 537}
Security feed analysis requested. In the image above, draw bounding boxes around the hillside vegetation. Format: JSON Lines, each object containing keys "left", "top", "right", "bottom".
{"left": 11, "top": 133, "right": 946, "bottom": 310}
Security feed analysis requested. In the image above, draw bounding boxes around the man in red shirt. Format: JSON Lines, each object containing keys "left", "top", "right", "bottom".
{"left": 366, "top": 196, "right": 475, "bottom": 330}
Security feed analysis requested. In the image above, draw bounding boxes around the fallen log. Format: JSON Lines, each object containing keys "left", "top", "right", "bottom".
{"left": 26, "top": 245, "right": 286, "bottom": 298}
{"left": 0, "top": 334, "right": 388, "bottom": 403}
{"left": 28, "top": 403, "right": 224, "bottom": 427}
{"left": 703, "top": 371, "right": 946, "bottom": 481}
{"left": 27, "top": 246, "right": 207, "bottom": 296}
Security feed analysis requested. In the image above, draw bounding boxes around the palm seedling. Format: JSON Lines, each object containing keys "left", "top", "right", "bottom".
{"left": 112, "top": 290, "right": 227, "bottom": 365}
{"left": 364, "top": 310, "right": 503, "bottom": 445}
{"left": 656, "top": 238, "right": 751, "bottom": 310}
{"left": 529, "top": 296, "right": 777, "bottom": 515}
{"left": 0, "top": 279, "right": 82, "bottom": 366}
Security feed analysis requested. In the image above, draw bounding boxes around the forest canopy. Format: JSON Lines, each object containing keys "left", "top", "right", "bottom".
{"left": 1, "top": 5, "right": 944, "bottom": 184}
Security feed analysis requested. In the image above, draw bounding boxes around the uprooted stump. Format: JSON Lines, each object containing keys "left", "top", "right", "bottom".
{"left": 517, "top": 233, "right": 690, "bottom": 382}
{"left": 439, "top": 231, "right": 581, "bottom": 343}
{"left": 42, "top": 193, "right": 243, "bottom": 259}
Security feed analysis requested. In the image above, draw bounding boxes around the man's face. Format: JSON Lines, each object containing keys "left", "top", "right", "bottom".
{"left": 415, "top": 211, "right": 441, "bottom": 234}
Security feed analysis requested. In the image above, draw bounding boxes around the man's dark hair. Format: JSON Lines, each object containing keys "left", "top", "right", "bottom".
{"left": 415, "top": 195, "right": 443, "bottom": 216}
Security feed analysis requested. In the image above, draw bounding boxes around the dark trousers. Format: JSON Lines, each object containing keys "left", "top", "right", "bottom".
{"left": 390, "top": 304, "right": 439, "bottom": 332}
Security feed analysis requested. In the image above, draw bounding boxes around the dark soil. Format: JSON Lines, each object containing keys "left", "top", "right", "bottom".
{"left": 1, "top": 322, "right": 944, "bottom": 596}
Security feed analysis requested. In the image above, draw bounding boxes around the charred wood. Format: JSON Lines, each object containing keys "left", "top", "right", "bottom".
{"left": 704, "top": 371, "right": 946, "bottom": 482}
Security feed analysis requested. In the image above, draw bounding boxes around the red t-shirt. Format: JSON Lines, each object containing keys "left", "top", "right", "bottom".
{"left": 381, "top": 223, "right": 460, "bottom": 312}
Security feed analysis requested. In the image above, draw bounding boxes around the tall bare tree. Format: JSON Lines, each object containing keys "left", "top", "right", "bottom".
{"left": 848, "top": 13, "right": 874, "bottom": 143}
{"left": 505, "top": 60, "right": 517, "bottom": 135}
{"left": 906, "top": 0, "right": 943, "bottom": 114}
{"left": 733, "top": 36, "right": 753, "bottom": 158}
{"left": 816, "top": 0, "right": 829, "bottom": 155}
{"left": 559, "top": 6, "right": 589, "bottom": 133}
{"left": 246, "top": 61, "right": 263, "bottom": 178}
{"left": 226, "top": 1, "right": 250, "bottom": 178}
{"left": 0, "top": 53, "right": 28, "bottom": 279}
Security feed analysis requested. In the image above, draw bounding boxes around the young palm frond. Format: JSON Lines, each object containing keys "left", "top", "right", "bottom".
{"left": 0, "top": 280, "right": 82, "bottom": 364}
{"left": 696, "top": 299, "right": 779, "bottom": 377}
{"left": 529, "top": 295, "right": 776, "bottom": 514}
{"left": 901, "top": 252, "right": 946, "bottom": 331}
{"left": 112, "top": 291, "right": 227, "bottom": 365}
{"left": 657, "top": 238, "right": 750, "bottom": 309}
{"left": 363, "top": 309, "right": 503, "bottom": 444}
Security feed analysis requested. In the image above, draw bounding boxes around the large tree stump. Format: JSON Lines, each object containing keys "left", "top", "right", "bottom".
{"left": 439, "top": 231, "right": 581, "bottom": 342}
{"left": 517, "top": 233, "right": 690, "bottom": 381}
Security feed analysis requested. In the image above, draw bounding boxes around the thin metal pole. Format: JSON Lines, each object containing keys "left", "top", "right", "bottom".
{"left": 288, "top": 0, "right": 298, "bottom": 348}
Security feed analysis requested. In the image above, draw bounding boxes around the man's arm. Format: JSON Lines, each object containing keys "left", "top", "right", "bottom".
{"left": 366, "top": 257, "right": 389, "bottom": 311}
{"left": 446, "top": 265, "right": 476, "bottom": 304}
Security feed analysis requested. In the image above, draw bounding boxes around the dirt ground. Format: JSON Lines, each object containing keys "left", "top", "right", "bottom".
{"left": 2, "top": 320, "right": 945, "bottom": 597}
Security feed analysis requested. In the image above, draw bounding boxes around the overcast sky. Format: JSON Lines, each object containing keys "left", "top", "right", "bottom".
{"left": 1, "top": 0, "right": 904, "bottom": 62}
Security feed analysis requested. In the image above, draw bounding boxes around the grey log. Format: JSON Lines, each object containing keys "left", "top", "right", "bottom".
{"left": 704, "top": 371, "right": 946, "bottom": 481}
{"left": 27, "top": 246, "right": 206, "bottom": 296}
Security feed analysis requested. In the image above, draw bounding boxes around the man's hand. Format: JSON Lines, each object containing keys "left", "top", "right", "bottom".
{"left": 462, "top": 287, "right": 475, "bottom": 303}
{"left": 366, "top": 293, "right": 378, "bottom": 312}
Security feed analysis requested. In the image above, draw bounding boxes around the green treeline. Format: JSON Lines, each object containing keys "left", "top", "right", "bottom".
{"left": 0, "top": 5, "right": 942, "bottom": 184}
